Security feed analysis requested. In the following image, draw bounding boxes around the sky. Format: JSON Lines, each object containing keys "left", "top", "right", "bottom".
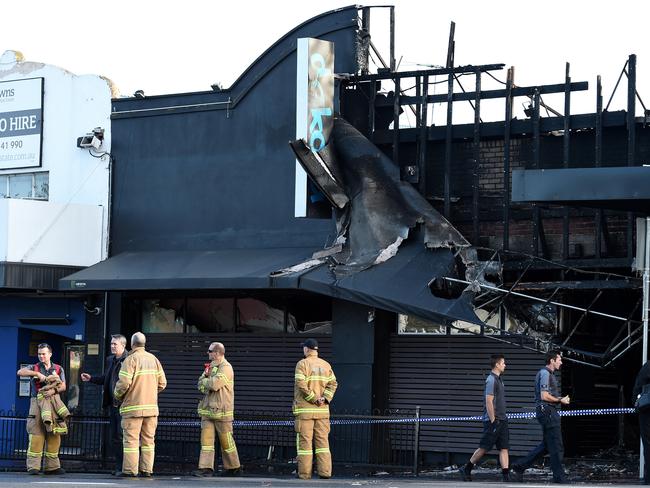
{"left": 2, "top": 0, "right": 648, "bottom": 123}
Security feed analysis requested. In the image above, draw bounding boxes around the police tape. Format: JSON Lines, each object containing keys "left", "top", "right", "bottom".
{"left": 1, "top": 407, "right": 634, "bottom": 427}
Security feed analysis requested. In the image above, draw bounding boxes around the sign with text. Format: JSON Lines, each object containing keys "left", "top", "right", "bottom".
{"left": 295, "top": 38, "right": 334, "bottom": 217}
{"left": 0, "top": 77, "right": 43, "bottom": 170}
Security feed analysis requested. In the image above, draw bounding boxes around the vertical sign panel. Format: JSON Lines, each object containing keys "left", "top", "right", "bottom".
{"left": 0, "top": 77, "right": 43, "bottom": 170}
{"left": 295, "top": 38, "right": 334, "bottom": 217}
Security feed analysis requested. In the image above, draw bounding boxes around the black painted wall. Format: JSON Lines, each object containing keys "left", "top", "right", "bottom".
{"left": 109, "top": 7, "right": 360, "bottom": 254}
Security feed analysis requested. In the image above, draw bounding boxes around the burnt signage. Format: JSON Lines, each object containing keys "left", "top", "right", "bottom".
{"left": 295, "top": 38, "right": 334, "bottom": 217}
{"left": 0, "top": 77, "right": 43, "bottom": 170}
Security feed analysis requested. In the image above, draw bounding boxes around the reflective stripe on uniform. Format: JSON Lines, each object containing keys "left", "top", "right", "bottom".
{"left": 44, "top": 451, "right": 58, "bottom": 459}
{"left": 197, "top": 409, "right": 234, "bottom": 419}
{"left": 123, "top": 447, "right": 139, "bottom": 453}
{"left": 294, "top": 373, "right": 306, "bottom": 380}
{"left": 305, "top": 375, "right": 335, "bottom": 381}
{"left": 141, "top": 445, "right": 155, "bottom": 452}
{"left": 52, "top": 426, "right": 67, "bottom": 434}
{"left": 120, "top": 404, "right": 158, "bottom": 414}
{"left": 201, "top": 446, "right": 215, "bottom": 452}
{"left": 133, "top": 369, "right": 159, "bottom": 377}
{"left": 304, "top": 392, "right": 315, "bottom": 401}
{"left": 293, "top": 407, "right": 329, "bottom": 414}
{"left": 296, "top": 432, "right": 312, "bottom": 456}
{"left": 224, "top": 432, "right": 236, "bottom": 453}
{"left": 315, "top": 447, "right": 330, "bottom": 454}
{"left": 216, "top": 373, "right": 233, "bottom": 384}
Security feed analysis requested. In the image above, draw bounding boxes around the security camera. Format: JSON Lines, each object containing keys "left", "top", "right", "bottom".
{"left": 92, "top": 127, "right": 105, "bottom": 140}
{"left": 77, "top": 134, "right": 102, "bottom": 150}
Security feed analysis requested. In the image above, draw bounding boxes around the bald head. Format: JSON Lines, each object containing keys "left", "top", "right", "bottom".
{"left": 209, "top": 342, "right": 225, "bottom": 356}
{"left": 131, "top": 332, "right": 146, "bottom": 348}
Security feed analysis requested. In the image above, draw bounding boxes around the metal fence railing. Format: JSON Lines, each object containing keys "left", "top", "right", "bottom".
{"left": 0, "top": 408, "right": 418, "bottom": 472}
{"left": 1, "top": 407, "right": 629, "bottom": 474}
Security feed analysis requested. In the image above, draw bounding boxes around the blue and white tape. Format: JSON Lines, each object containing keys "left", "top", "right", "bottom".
{"left": 0, "top": 407, "right": 637, "bottom": 427}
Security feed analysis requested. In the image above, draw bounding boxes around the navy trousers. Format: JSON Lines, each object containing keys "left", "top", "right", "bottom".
{"left": 517, "top": 405, "right": 566, "bottom": 483}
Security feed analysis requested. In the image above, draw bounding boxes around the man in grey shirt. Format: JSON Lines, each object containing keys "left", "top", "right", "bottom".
{"left": 512, "top": 350, "right": 570, "bottom": 484}
{"left": 459, "top": 354, "right": 510, "bottom": 482}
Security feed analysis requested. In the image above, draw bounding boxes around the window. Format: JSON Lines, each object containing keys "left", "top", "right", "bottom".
{"left": 137, "top": 293, "right": 332, "bottom": 335}
{"left": 397, "top": 314, "right": 447, "bottom": 334}
{"left": 0, "top": 172, "right": 49, "bottom": 200}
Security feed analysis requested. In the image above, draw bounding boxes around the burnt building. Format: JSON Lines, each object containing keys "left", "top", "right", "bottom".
{"left": 59, "top": 4, "right": 649, "bottom": 466}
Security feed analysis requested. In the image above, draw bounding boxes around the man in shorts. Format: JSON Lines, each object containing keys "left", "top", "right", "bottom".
{"left": 459, "top": 353, "right": 510, "bottom": 482}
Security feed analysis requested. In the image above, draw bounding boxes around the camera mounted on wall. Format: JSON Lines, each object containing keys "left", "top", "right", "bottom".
{"left": 77, "top": 127, "right": 105, "bottom": 150}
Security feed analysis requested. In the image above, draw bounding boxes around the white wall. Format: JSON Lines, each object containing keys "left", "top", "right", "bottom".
{"left": 0, "top": 50, "right": 114, "bottom": 265}
{"left": 0, "top": 199, "right": 103, "bottom": 266}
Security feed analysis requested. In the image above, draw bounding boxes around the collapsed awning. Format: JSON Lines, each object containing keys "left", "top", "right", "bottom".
{"left": 298, "top": 238, "right": 480, "bottom": 325}
{"left": 58, "top": 248, "right": 318, "bottom": 291}
{"left": 58, "top": 243, "right": 481, "bottom": 326}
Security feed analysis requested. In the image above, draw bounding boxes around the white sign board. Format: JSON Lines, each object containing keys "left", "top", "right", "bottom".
{"left": 0, "top": 78, "right": 43, "bottom": 170}
{"left": 295, "top": 38, "right": 334, "bottom": 217}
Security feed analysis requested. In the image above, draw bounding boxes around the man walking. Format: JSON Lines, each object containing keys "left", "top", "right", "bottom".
{"left": 17, "top": 343, "right": 67, "bottom": 475}
{"left": 632, "top": 361, "right": 650, "bottom": 484}
{"left": 293, "top": 339, "right": 338, "bottom": 479}
{"left": 193, "top": 342, "right": 241, "bottom": 477}
{"left": 512, "top": 350, "right": 570, "bottom": 484}
{"left": 81, "top": 334, "right": 128, "bottom": 475}
{"left": 113, "top": 332, "right": 166, "bottom": 478}
{"left": 459, "top": 354, "right": 510, "bottom": 482}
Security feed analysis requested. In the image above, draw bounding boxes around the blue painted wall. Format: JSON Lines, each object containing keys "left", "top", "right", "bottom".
{"left": 0, "top": 297, "right": 85, "bottom": 413}
{"left": 110, "top": 7, "right": 360, "bottom": 253}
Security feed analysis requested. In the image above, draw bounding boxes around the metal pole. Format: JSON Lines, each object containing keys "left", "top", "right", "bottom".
{"left": 641, "top": 216, "right": 650, "bottom": 480}
{"left": 413, "top": 406, "right": 421, "bottom": 476}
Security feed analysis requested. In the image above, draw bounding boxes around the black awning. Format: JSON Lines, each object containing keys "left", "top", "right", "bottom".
{"left": 58, "top": 248, "right": 318, "bottom": 291}
{"left": 59, "top": 243, "right": 480, "bottom": 327}
{"left": 298, "top": 239, "right": 481, "bottom": 326}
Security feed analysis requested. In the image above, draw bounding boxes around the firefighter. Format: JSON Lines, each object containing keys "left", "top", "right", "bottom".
{"left": 193, "top": 342, "right": 241, "bottom": 477}
{"left": 293, "top": 339, "right": 338, "bottom": 479}
{"left": 113, "top": 332, "right": 166, "bottom": 478}
{"left": 16, "top": 343, "right": 67, "bottom": 475}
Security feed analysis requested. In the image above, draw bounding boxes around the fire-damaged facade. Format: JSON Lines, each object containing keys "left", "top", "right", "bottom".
{"left": 60, "top": 5, "right": 650, "bottom": 464}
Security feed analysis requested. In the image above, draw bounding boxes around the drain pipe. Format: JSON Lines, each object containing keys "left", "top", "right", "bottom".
{"left": 641, "top": 216, "right": 650, "bottom": 480}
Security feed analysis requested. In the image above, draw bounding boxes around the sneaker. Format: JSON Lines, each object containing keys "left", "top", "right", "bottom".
{"left": 510, "top": 464, "right": 524, "bottom": 482}
{"left": 459, "top": 465, "right": 472, "bottom": 482}
{"left": 220, "top": 467, "right": 242, "bottom": 477}
{"left": 192, "top": 468, "right": 214, "bottom": 477}
{"left": 44, "top": 468, "right": 65, "bottom": 475}
{"left": 27, "top": 469, "right": 40, "bottom": 475}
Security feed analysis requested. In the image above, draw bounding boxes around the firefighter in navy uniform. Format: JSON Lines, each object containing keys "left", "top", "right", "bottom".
{"left": 293, "top": 339, "right": 338, "bottom": 479}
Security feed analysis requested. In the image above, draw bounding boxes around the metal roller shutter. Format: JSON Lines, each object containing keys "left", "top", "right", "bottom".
{"left": 147, "top": 333, "right": 332, "bottom": 413}
{"left": 389, "top": 334, "right": 547, "bottom": 456}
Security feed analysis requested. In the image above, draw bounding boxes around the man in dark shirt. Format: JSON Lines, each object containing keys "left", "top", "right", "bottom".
{"left": 633, "top": 361, "right": 650, "bottom": 484}
{"left": 81, "top": 334, "right": 127, "bottom": 475}
{"left": 512, "top": 350, "right": 570, "bottom": 484}
{"left": 459, "top": 354, "right": 510, "bottom": 482}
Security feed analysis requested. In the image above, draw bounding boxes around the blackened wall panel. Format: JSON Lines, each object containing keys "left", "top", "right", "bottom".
{"left": 389, "top": 335, "right": 548, "bottom": 456}
{"left": 146, "top": 333, "right": 331, "bottom": 413}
